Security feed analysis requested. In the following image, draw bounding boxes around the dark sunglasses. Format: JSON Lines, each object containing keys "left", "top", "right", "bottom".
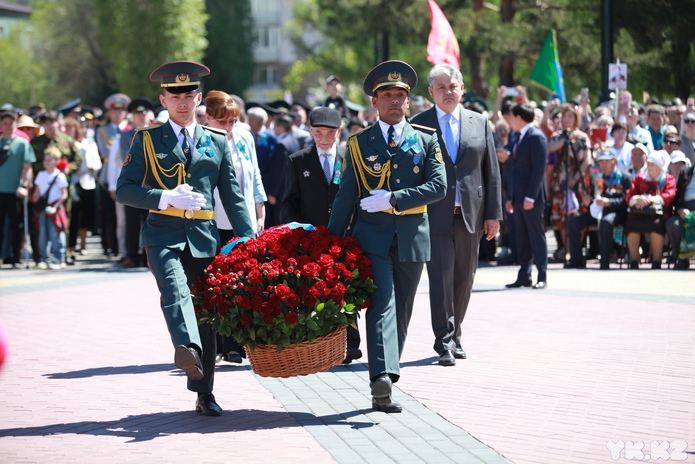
{"left": 664, "top": 140, "right": 680, "bottom": 145}
{"left": 684, "top": 119, "right": 695, "bottom": 124}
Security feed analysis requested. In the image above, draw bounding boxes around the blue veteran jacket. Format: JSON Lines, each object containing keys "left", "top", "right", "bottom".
{"left": 328, "top": 122, "right": 447, "bottom": 262}
{"left": 116, "top": 121, "right": 254, "bottom": 258}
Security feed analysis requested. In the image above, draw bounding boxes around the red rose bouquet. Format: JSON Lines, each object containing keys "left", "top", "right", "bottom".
{"left": 192, "top": 224, "right": 375, "bottom": 352}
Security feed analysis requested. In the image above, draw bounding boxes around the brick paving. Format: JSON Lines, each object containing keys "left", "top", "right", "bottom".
{"left": 0, "top": 244, "right": 693, "bottom": 463}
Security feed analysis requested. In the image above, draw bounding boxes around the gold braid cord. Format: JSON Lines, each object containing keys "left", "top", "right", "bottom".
{"left": 140, "top": 130, "right": 186, "bottom": 189}
{"left": 349, "top": 136, "right": 392, "bottom": 198}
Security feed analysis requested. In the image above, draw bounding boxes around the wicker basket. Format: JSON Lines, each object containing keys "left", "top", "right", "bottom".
{"left": 245, "top": 324, "right": 347, "bottom": 378}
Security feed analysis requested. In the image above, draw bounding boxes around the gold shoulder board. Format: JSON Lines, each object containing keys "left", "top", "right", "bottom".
{"left": 202, "top": 125, "right": 227, "bottom": 135}
{"left": 135, "top": 124, "right": 162, "bottom": 132}
{"left": 411, "top": 123, "right": 437, "bottom": 132}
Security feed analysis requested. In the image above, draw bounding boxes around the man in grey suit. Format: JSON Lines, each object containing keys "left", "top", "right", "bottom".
{"left": 411, "top": 64, "right": 502, "bottom": 366}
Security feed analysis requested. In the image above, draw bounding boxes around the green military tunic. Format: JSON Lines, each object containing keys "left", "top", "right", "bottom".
{"left": 328, "top": 122, "right": 446, "bottom": 381}
{"left": 117, "top": 121, "right": 254, "bottom": 392}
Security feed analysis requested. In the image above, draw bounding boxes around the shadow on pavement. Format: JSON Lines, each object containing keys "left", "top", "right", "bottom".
{"left": 0, "top": 409, "right": 303, "bottom": 442}
{"left": 44, "top": 363, "right": 180, "bottom": 379}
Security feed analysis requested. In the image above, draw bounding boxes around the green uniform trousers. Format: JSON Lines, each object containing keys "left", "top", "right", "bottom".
{"left": 365, "top": 237, "right": 423, "bottom": 383}
{"left": 146, "top": 245, "right": 216, "bottom": 393}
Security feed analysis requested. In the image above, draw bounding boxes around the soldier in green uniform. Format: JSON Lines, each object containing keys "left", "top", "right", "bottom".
{"left": 328, "top": 61, "right": 447, "bottom": 413}
{"left": 31, "top": 111, "right": 81, "bottom": 177}
{"left": 117, "top": 61, "right": 254, "bottom": 416}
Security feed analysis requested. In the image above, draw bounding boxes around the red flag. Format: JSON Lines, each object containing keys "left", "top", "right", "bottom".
{"left": 426, "top": 0, "right": 460, "bottom": 68}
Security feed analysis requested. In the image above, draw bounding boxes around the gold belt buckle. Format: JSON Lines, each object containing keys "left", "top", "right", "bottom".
{"left": 184, "top": 209, "right": 194, "bottom": 219}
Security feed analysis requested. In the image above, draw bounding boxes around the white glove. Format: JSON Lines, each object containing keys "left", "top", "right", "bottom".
{"left": 360, "top": 189, "right": 393, "bottom": 213}
{"left": 162, "top": 184, "right": 206, "bottom": 210}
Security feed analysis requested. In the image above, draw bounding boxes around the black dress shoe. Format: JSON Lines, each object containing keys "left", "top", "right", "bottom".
{"left": 438, "top": 350, "right": 456, "bottom": 366}
{"left": 505, "top": 279, "right": 532, "bottom": 288}
{"left": 454, "top": 346, "right": 466, "bottom": 359}
{"left": 223, "top": 351, "right": 243, "bottom": 363}
{"left": 342, "top": 347, "right": 363, "bottom": 364}
{"left": 372, "top": 396, "right": 402, "bottom": 413}
{"left": 196, "top": 392, "right": 222, "bottom": 416}
{"left": 370, "top": 374, "right": 392, "bottom": 398}
{"left": 175, "top": 345, "right": 204, "bottom": 381}
{"left": 563, "top": 261, "right": 586, "bottom": 269}
{"left": 532, "top": 281, "right": 547, "bottom": 289}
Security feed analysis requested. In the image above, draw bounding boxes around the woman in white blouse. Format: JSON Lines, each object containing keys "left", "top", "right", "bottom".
{"left": 204, "top": 90, "right": 267, "bottom": 364}
{"left": 205, "top": 91, "right": 267, "bottom": 245}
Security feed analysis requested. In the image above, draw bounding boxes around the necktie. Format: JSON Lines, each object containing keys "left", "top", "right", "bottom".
{"left": 512, "top": 134, "right": 520, "bottom": 160}
{"left": 181, "top": 127, "right": 191, "bottom": 161}
{"left": 387, "top": 125, "right": 396, "bottom": 148}
{"left": 443, "top": 113, "right": 457, "bottom": 163}
{"left": 322, "top": 154, "right": 333, "bottom": 183}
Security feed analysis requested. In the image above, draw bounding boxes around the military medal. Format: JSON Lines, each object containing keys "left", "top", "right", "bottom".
{"left": 389, "top": 140, "right": 397, "bottom": 148}
{"left": 413, "top": 166, "right": 420, "bottom": 173}
{"left": 373, "top": 163, "right": 382, "bottom": 172}
{"left": 366, "top": 155, "right": 378, "bottom": 162}
{"left": 303, "top": 170, "right": 310, "bottom": 177}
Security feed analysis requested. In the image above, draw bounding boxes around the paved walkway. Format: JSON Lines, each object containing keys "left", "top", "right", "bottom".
{"left": 0, "top": 246, "right": 693, "bottom": 463}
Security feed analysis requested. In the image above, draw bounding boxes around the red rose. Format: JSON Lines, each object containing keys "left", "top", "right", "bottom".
{"left": 275, "top": 284, "right": 291, "bottom": 298}
{"left": 318, "top": 254, "right": 334, "bottom": 269}
{"left": 285, "top": 293, "right": 300, "bottom": 307}
{"left": 248, "top": 269, "right": 263, "bottom": 285}
{"left": 285, "top": 311, "right": 299, "bottom": 325}
{"left": 300, "top": 262, "right": 321, "bottom": 279}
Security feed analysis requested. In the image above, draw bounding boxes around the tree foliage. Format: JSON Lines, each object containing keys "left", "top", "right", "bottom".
{"left": 288, "top": 0, "right": 694, "bottom": 105}
{"left": 95, "top": 0, "right": 208, "bottom": 99}
{"left": 202, "top": 0, "right": 255, "bottom": 96}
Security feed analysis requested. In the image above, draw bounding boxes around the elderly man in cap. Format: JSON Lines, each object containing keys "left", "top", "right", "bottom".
{"left": 280, "top": 107, "right": 363, "bottom": 364}
{"left": 566, "top": 151, "right": 632, "bottom": 269}
{"left": 96, "top": 93, "right": 130, "bottom": 259}
{"left": 328, "top": 60, "right": 446, "bottom": 413}
{"left": 117, "top": 61, "right": 254, "bottom": 416}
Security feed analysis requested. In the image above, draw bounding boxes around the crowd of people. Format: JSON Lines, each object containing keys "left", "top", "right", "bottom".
{"left": 1, "top": 78, "right": 694, "bottom": 273}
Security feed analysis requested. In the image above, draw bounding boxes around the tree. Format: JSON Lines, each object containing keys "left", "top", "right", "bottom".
{"left": 202, "top": 0, "right": 255, "bottom": 96}
{"left": 30, "top": 0, "right": 111, "bottom": 109}
{"left": 0, "top": 23, "right": 53, "bottom": 109}
{"left": 615, "top": 0, "right": 695, "bottom": 100}
{"left": 95, "top": 0, "right": 209, "bottom": 99}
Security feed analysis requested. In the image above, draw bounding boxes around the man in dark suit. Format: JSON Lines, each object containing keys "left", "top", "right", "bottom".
{"left": 280, "top": 106, "right": 362, "bottom": 363}
{"left": 328, "top": 61, "right": 447, "bottom": 413}
{"left": 411, "top": 64, "right": 502, "bottom": 366}
{"left": 505, "top": 103, "right": 548, "bottom": 289}
{"left": 117, "top": 61, "right": 255, "bottom": 416}
{"left": 264, "top": 113, "right": 300, "bottom": 227}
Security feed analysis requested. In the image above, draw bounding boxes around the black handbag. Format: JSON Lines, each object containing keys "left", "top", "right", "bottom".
{"left": 33, "top": 175, "right": 59, "bottom": 214}
{"left": 628, "top": 203, "right": 664, "bottom": 216}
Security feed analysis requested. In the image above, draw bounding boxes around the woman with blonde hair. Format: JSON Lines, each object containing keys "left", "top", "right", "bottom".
{"left": 205, "top": 90, "right": 266, "bottom": 243}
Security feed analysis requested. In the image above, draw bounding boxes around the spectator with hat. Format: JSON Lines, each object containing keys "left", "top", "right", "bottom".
{"left": 666, "top": 150, "right": 695, "bottom": 270}
{"left": 16, "top": 115, "right": 40, "bottom": 141}
{"left": 624, "top": 150, "right": 677, "bottom": 269}
{"left": 117, "top": 61, "right": 254, "bottom": 416}
{"left": 566, "top": 151, "right": 632, "bottom": 269}
{"left": 0, "top": 110, "right": 35, "bottom": 268}
{"left": 328, "top": 60, "right": 446, "bottom": 413}
{"left": 96, "top": 93, "right": 131, "bottom": 259}
{"left": 280, "top": 106, "right": 363, "bottom": 364}
{"left": 626, "top": 143, "right": 649, "bottom": 177}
